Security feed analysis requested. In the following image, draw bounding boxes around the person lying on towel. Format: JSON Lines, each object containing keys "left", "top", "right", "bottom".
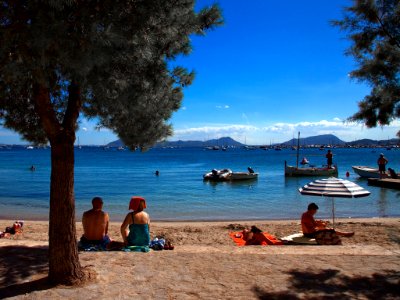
{"left": 301, "top": 202, "right": 354, "bottom": 239}
{"left": 79, "top": 196, "right": 111, "bottom": 249}
{"left": 242, "top": 226, "right": 274, "bottom": 245}
{"left": 120, "top": 196, "right": 151, "bottom": 247}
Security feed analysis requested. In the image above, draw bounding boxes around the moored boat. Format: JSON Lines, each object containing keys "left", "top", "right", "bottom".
{"left": 203, "top": 168, "right": 258, "bottom": 181}
{"left": 284, "top": 132, "right": 338, "bottom": 177}
{"left": 203, "top": 169, "right": 232, "bottom": 181}
{"left": 284, "top": 161, "right": 338, "bottom": 177}
{"left": 229, "top": 172, "right": 258, "bottom": 181}
{"left": 352, "top": 166, "right": 384, "bottom": 178}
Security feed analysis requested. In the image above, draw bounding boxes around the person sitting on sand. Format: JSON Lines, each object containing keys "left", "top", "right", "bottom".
{"left": 242, "top": 225, "right": 274, "bottom": 245}
{"left": 301, "top": 202, "right": 354, "bottom": 239}
{"left": 80, "top": 196, "right": 111, "bottom": 248}
{"left": 121, "top": 196, "right": 150, "bottom": 246}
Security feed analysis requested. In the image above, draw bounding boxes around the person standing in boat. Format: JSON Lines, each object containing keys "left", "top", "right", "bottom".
{"left": 377, "top": 153, "right": 388, "bottom": 178}
{"left": 326, "top": 150, "right": 333, "bottom": 169}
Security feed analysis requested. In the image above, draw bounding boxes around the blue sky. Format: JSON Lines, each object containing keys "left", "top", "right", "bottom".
{"left": 1, "top": 0, "right": 398, "bottom": 145}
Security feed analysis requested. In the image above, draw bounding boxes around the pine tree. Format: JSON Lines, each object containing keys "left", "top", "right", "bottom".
{"left": 0, "top": 0, "right": 222, "bottom": 285}
{"left": 333, "top": 0, "right": 400, "bottom": 134}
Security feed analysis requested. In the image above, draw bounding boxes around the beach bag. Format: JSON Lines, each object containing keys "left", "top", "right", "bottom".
{"left": 314, "top": 230, "right": 341, "bottom": 245}
{"left": 149, "top": 237, "right": 165, "bottom": 250}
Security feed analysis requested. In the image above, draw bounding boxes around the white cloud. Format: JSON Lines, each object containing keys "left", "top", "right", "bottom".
{"left": 171, "top": 119, "right": 400, "bottom": 144}
{"left": 173, "top": 125, "right": 258, "bottom": 142}
{"left": 216, "top": 105, "right": 230, "bottom": 109}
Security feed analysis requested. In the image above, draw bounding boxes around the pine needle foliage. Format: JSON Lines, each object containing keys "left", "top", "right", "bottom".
{"left": 333, "top": 0, "right": 400, "bottom": 135}
{"left": 0, "top": 0, "right": 223, "bottom": 148}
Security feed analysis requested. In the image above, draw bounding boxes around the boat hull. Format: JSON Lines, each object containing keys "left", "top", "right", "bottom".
{"left": 203, "top": 169, "right": 232, "bottom": 181}
{"left": 284, "top": 161, "right": 338, "bottom": 177}
{"left": 229, "top": 172, "right": 258, "bottom": 181}
{"left": 203, "top": 169, "right": 258, "bottom": 181}
{"left": 352, "top": 166, "right": 382, "bottom": 179}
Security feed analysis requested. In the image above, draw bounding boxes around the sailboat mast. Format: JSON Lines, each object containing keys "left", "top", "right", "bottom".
{"left": 296, "top": 132, "right": 300, "bottom": 168}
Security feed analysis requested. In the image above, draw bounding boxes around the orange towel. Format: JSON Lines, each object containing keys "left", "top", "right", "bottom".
{"left": 229, "top": 231, "right": 283, "bottom": 246}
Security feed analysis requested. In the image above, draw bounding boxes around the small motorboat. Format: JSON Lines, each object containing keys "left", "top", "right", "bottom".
{"left": 229, "top": 172, "right": 258, "bottom": 181}
{"left": 203, "top": 167, "right": 258, "bottom": 181}
{"left": 203, "top": 169, "right": 232, "bottom": 181}
{"left": 350, "top": 165, "right": 396, "bottom": 179}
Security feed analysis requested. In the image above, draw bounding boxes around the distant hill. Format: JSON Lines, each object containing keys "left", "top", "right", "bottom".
{"left": 2, "top": 134, "right": 398, "bottom": 148}
{"left": 107, "top": 136, "right": 244, "bottom": 148}
{"left": 280, "top": 134, "right": 346, "bottom": 146}
{"left": 346, "top": 138, "right": 400, "bottom": 146}
{"left": 106, "top": 134, "right": 399, "bottom": 148}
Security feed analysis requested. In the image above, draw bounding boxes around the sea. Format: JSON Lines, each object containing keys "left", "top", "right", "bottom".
{"left": 0, "top": 146, "right": 400, "bottom": 222}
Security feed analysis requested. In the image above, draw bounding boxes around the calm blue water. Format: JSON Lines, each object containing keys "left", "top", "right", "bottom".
{"left": 0, "top": 146, "right": 399, "bottom": 222}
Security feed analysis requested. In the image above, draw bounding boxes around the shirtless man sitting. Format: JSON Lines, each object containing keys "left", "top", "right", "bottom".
{"left": 301, "top": 202, "right": 354, "bottom": 238}
{"left": 80, "top": 197, "right": 111, "bottom": 248}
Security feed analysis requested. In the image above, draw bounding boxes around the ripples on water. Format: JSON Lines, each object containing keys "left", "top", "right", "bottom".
{"left": 0, "top": 146, "right": 399, "bottom": 221}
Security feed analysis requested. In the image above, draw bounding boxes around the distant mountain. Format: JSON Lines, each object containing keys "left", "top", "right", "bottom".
{"left": 346, "top": 138, "right": 400, "bottom": 146}
{"left": 106, "top": 139, "right": 125, "bottom": 147}
{"left": 346, "top": 139, "right": 377, "bottom": 146}
{"left": 280, "top": 134, "right": 346, "bottom": 146}
{"left": 106, "top": 134, "right": 399, "bottom": 148}
{"left": 107, "top": 136, "right": 244, "bottom": 148}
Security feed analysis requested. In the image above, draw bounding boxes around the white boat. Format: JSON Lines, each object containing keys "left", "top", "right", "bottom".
{"left": 285, "top": 161, "right": 338, "bottom": 177}
{"left": 203, "top": 169, "right": 232, "bottom": 181}
{"left": 352, "top": 166, "right": 383, "bottom": 178}
{"left": 229, "top": 172, "right": 258, "bottom": 181}
{"left": 203, "top": 168, "right": 258, "bottom": 181}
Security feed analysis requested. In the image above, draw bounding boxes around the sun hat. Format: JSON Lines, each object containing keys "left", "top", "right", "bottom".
{"left": 129, "top": 196, "right": 146, "bottom": 211}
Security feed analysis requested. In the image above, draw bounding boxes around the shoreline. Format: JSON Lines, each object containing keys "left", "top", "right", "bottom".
{"left": 1, "top": 216, "right": 399, "bottom": 224}
{"left": 1, "top": 215, "right": 400, "bottom": 223}
{"left": 1, "top": 217, "right": 399, "bottom": 299}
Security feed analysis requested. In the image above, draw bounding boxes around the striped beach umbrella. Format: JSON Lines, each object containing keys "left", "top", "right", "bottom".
{"left": 299, "top": 177, "right": 370, "bottom": 227}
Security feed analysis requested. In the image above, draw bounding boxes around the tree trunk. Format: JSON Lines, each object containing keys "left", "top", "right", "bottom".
{"left": 48, "top": 134, "right": 85, "bottom": 284}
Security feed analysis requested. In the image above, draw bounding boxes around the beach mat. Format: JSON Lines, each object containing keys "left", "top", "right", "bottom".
{"left": 280, "top": 233, "right": 317, "bottom": 245}
{"left": 229, "top": 232, "right": 283, "bottom": 246}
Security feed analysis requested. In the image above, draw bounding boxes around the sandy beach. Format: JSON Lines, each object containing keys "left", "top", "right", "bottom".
{"left": 0, "top": 218, "right": 399, "bottom": 299}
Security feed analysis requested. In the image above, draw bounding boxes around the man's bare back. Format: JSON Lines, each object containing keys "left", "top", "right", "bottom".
{"left": 82, "top": 209, "right": 109, "bottom": 241}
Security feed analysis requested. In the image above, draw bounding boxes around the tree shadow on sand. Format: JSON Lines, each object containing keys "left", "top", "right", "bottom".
{"left": 253, "top": 268, "right": 400, "bottom": 300}
{"left": 0, "top": 245, "right": 54, "bottom": 299}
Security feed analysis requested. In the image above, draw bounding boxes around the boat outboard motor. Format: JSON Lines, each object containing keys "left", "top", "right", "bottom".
{"left": 248, "top": 167, "right": 254, "bottom": 174}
